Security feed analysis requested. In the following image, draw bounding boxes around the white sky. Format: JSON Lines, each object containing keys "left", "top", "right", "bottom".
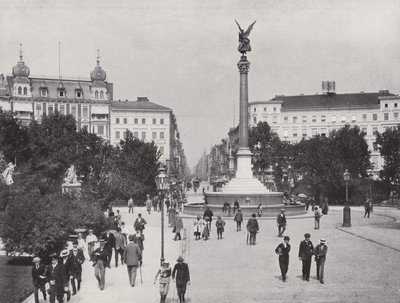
{"left": 1, "top": 0, "right": 400, "bottom": 169}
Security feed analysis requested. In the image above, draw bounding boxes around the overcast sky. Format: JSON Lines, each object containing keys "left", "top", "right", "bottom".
{"left": 1, "top": 0, "right": 400, "bottom": 169}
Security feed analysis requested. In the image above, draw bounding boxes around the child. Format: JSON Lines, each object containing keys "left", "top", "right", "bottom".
{"left": 215, "top": 216, "right": 226, "bottom": 239}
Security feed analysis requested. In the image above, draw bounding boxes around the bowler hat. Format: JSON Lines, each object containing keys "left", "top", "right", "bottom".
{"left": 304, "top": 233, "right": 311, "bottom": 238}
{"left": 176, "top": 256, "right": 184, "bottom": 263}
{"left": 128, "top": 234, "right": 135, "bottom": 241}
{"left": 33, "top": 257, "right": 41, "bottom": 263}
{"left": 60, "top": 249, "right": 69, "bottom": 258}
{"left": 251, "top": 213, "right": 256, "bottom": 218}
{"left": 283, "top": 236, "right": 290, "bottom": 241}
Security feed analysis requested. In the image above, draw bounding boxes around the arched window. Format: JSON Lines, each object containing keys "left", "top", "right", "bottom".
{"left": 18, "top": 87, "right": 22, "bottom": 94}
{"left": 95, "top": 90, "right": 99, "bottom": 98}
{"left": 23, "top": 87, "right": 28, "bottom": 95}
{"left": 100, "top": 91, "right": 104, "bottom": 99}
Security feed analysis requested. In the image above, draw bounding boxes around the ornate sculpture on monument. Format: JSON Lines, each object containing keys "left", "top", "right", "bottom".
{"left": 1, "top": 162, "right": 16, "bottom": 186}
{"left": 62, "top": 164, "right": 81, "bottom": 195}
{"left": 63, "top": 164, "right": 79, "bottom": 184}
{"left": 235, "top": 20, "right": 256, "bottom": 54}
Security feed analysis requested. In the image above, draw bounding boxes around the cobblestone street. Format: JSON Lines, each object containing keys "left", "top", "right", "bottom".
{"left": 25, "top": 192, "right": 400, "bottom": 303}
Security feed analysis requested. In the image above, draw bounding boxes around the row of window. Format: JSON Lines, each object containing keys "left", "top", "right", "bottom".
{"left": 282, "top": 126, "right": 380, "bottom": 138}
{"left": 35, "top": 104, "right": 90, "bottom": 118}
{"left": 39, "top": 88, "right": 104, "bottom": 99}
{"left": 253, "top": 106, "right": 278, "bottom": 113}
{"left": 16, "top": 86, "right": 29, "bottom": 95}
{"left": 384, "top": 102, "right": 398, "bottom": 109}
{"left": 115, "top": 131, "right": 165, "bottom": 140}
{"left": 115, "top": 117, "right": 165, "bottom": 125}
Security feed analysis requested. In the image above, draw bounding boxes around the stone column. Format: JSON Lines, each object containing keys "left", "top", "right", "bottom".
{"left": 235, "top": 55, "right": 253, "bottom": 179}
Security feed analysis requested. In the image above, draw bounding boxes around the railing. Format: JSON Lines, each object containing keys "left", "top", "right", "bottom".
{"left": 5, "top": 288, "right": 33, "bottom": 303}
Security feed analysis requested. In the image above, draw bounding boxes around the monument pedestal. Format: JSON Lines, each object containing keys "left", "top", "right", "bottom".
{"left": 62, "top": 183, "right": 81, "bottom": 195}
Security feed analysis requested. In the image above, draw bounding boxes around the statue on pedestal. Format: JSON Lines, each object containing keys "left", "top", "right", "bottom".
{"left": 235, "top": 20, "right": 256, "bottom": 55}
{"left": 1, "top": 162, "right": 16, "bottom": 186}
{"left": 63, "top": 164, "right": 79, "bottom": 184}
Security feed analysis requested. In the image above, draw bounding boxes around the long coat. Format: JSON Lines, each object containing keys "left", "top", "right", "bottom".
{"left": 246, "top": 218, "right": 259, "bottom": 234}
{"left": 234, "top": 211, "right": 243, "bottom": 222}
{"left": 298, "top": 240, "right": 314, "bottom": 260}
{"left": 174, "top": 216, "right": 184, "bottom": 233}
{"left": 172, "top": 262, "right": 190, "bottom": 286}
{"left": 32, "top": 264, "right": 47, "bottom": 287}
{"left": 68, "top": 248, "right": 85, "bottom": 275}
{"left": 123, "top": 243, "right": 142, "bottom": 266}
{"left": 275, "top": 243, "right": 291, "bottom": 262}
{"left": 47, "top": 262, "right": 68, "bottom": 294}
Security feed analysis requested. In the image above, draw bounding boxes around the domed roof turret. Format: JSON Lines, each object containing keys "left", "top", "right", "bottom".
{"left": 12, "top": 44, "right": 30, "bottom": 79}
{"left": 90, "top": 49, "right": 106, "bottom": 83}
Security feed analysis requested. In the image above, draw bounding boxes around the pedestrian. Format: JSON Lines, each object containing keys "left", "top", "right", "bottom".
{"left": 234, "top": 208, "right": 243, "bottom": 231}
{"left": 32, "top": 257, "right": 47, "bottom": 303}
{"left": 134, "top": 213, "right": 147, "bottom": 235}
{"left": 133, "top": 229, "right": 145, "bottom": 252}
{"left": 193, "top": 215, "right": 204, "bottom": 240}
{"left": 123, "top": 234, "right": 142, "bottom": 287}
{"left": 314, "top": 207, "right": 321, "bottom": 229}
{"left": 46, "top": 253, "right": 68, "bottom": 303}
{"left": 364, "top": 198, "right": 372, "bottom": 218}
{"left": 172, "top": 256, "right": 190, "bottom": 303}
{"left": 314, "top": 239, "right": 328, "bottom": 284}
{"left": 233, "top": 200, "right": 239, "bottom": 213}
{"left": 275, "top": 236, "right": 291, "bottom": 282}
{"left": 174, "top": 212, "right": 184, "bottom": 241}
{"left": 202, "top": 219, "right": 210, "bottom": 240}
{"left": 257, "top": 203, "right": 263, "bottom": 217}
{"left": 115, "top": 210, "right": 122, "bottom": 226}
{"left": 86, "top": 229, "right": 98, "bottom": 261}
{"left": 165, "top": 198, "right": 171, "bottom": 211}
{"left": 77, "top": 233, "right": 85, "bottom": 252}
{"left": 146, "top": 194, "right": 152, "bottom": 214}
{"left": 277, "top": 209, "right": 287, "bottom": 237}
{"left": 59, "top": 250, "right": 71, "bottom": 301}
{"left": 108, "top": 204, "right": 114, "bottom": 217}
{"left": 114, "top": 227, "right": 126, "bottom": 267}
{"left": 128, "top": 196, "right": 134, "bottom": 213}
{"left": 152, "top": 196, "right": 158, "bottom": 212}
{"left": 92, "top": 239, "right": 109, "bottom": 290}
{"left": 120, "top": 221, "right": 129, "bottom": 243}
{"left": 246, "top": 213, "right": 259, "bottom": 245}
{"left": 298, "top": 233, "right": 314, "bottom": 281}
{"left": 101, "top": 230, "right": 115, "bottom": 268}
{"left": 203, "top": 206, "right": 213, "bottom": 231}
{"left": 154, "top": 259, "right": 172, "bottom": 303}
{"left": 68, "top": 241, "right": 85, "bottom": 295}
{"left": 215, "top": 216, "right": 226, "bottom": 239}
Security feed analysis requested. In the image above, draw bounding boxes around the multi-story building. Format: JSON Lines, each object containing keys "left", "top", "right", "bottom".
{"left": 0, "top": 47, "right": 186, "bottom": 174}
{"left": 248, "top": 81, "right": 398, "bottom": 171}
{"left": 0, "top": 47, "right": 112, "bottom": 139}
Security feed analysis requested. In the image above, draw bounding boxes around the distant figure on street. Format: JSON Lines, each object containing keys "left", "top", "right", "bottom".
{"left": 257, "top": 204, "right": 263, "bottom": 217}
{"left": 193, "top": 215, "right": 204, "bottom": 240}
{"left": 92, "top": 239, "right": 109, "bottom": 290}
{"left": 314, "top": 239, "right": 328, "bottom": 284}
{"left": 32, "top": 257, "right": 47, "bottom": 303}
{"left": 203, "top": 207, "right": 214, "bottom": 231}
{"left": 275, "top": 236, "right": 291, "bottom": 282}
{"left": 77, "top": 233, "right": 85, "bottom": 252}
{"left": 165, "top": 198, "right": 171, "bottom": 211}
{"left": 46, "top": 253, "right": 68, "bottom": 303}
{"left": 114, "top": 228, "right": 126, "bottom": 267}
{"left": 152, "top": 196, "right": 158, "bottom": 212}
{"left": 154, "top": 259, "right": 172, "bottom": 303}
{"left": 234, "top": 208, "right": 243, "bottom": 231}
{"left": 86, "top": 229, "right": 98, "bottom": 261}
{"left": 172, "top": 256, "right": 190, "bottom": 303}
{"left": 123, "top": 234, "right": 142, "bottom": 287}
{"left": 120, "top": 222, "right": 129, "bottom": 243}
{"left": 102, "top": 230, "right": 115, "bottom": 268}
{"left": 246, "top": 213, "right": 259, "bottom": 245}
{"left": 132, "top": 230, "right": 145, "bottom": 252}
{"left": 364, "top": 198, "right": 372, "bottom": 218}
{"left": 298, "top": 233, "right": 314, "bottom": 281}
{"left": 146, "top": 194, "right": 152, "bottom": 214}
{"left": 68, "top": 241, "right": 85, "bottom": 295}
{"left": 134, "top": 213, "right": 147, "bottom": 235}
{"left": 233, "top": 200, "right": 240, "bottom": 213}
{"left": 127, "top": 196, "right": 134, "bottom": 213}
{"left": 277, "top": 209, "right": 287, "bottom": 237}
{"left": 174, "top": 213, "right": 184, "bottom": 241}
{"left": 215, "top": 216, "right": 226, "bottom": 239}
{"left": 314, "top": 207, "right": 321, "bottom": 229}
{"left": 60, "top": 250, "right": 71, "bottom": 302}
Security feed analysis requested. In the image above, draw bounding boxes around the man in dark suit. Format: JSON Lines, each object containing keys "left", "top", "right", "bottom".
{"left": 276, "top": 209, "right": 287, "bottom": 237}
{"left": 68, "top": 241, "right": 85, "bottom": 295}
{"left": 172, "top": 256, "right": 190, "bottom": 303}
{"left": 102, "top": 230, "right": 115, "bottom": 268}
{"left": 92, "top": 239, "right": 109, "bottom": 290}
{"left": 314, "top": 239, "right": 328, "bottom": 284}
{"left": 275, "top": 236, "right": 291, "bottom": 282}
{"left": 298, "top": 233, "right": 314, "bottom": 281}
{"left": 134, "top": 213, "right": 147, "bottom": 235}
{"left": 123, "top": 234, "right": 142, "bottom": 287}
{"left": 246, "top": 213, "right": 259, "bottom": 245}
{"left": 47, "top": 253, "right": 69, "bottom": 303}
{"left": 32, "top": 257, "right": 47, "bottom": 303}
{"left": 114, "top": 227, "right": 126, "bottom": 267}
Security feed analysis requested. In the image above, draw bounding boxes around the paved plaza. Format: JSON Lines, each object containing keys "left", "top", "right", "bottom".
{"left": 25, "top": 192, "right": 400, "bottom": 303}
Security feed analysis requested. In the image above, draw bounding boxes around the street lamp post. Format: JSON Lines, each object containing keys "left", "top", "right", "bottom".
{"left": 155, "top": 166, "right": 169, "bottom": 263}
{"left": 343, "top": 169, "right": 351, "bottom": 227}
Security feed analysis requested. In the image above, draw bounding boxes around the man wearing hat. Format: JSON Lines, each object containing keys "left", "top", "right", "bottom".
{"left": 92, "top": 239, "right": 110, "bottom": 290}
{"left": 298, "top": 233, "right": 314, "bottom": 281}
{"left": 60, "top": 249, "right": 71, "bottom": 301}
{"left": 174, "top": 212, "right": 184, "bottom": 241}
{"left": 134, "top": 213, "right": 147, "bottom": 235}
{"left": 101, "top": 230, "right": 115, "bottom": 268}
{"left": 246, "top": 213, "right": 259, "bottom": 245}
{"left": 46, "top": 253, "right": 68, "bottom": 303}
{"left": 32, "top": 257, "right": 47, "bottom": 303}
{"left": 233, "top": 208, "right": 243, "bottom": 231}
{"left": 86, "top": 229, "right": 98, "bottom": 261}
{"left": 314, "top": 239, "right": 328, "bottom": 284}
{"left": 276, "top": 209, "right": 287, "bottom": 237}
{"left": 203, "top": 206, "right": 214, "bottom": 231}
{"left": 123, "top": 234, "right": 142, "bottom": 287}
{"left": 68, "top": 241, "right": 85, "bottom": 295}
{"left": 275, "top": 236, "right": 291, "bottom": 282}
{"left": 114, "top": 227, "right": 126, "bottom": 267}
{"left": 172, "top": 256, "right": 190, "bottom": 303}
{"left": 193, "top": 215, "right": 204, "bottom": 240}
{"left": 154, "top": 258, "right": 172, "bottom": 303}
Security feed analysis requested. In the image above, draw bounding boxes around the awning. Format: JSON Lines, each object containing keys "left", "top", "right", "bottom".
{"left": 13, "top": 102, "right": 33, "bottom": 112}
{"left": 91, "top": 105, "right": 109, "bottom": 114}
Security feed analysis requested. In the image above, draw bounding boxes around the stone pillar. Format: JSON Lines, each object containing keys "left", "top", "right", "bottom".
{"left": 236, "top": 55, "right": 253, "bottom": 179}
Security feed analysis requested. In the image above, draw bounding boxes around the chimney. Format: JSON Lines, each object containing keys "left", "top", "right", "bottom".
{"left": 137, "top": 97, "right": 149, "bottom": 102}
{"left": 322, "top": 81, "right": 336, "bottom": 95}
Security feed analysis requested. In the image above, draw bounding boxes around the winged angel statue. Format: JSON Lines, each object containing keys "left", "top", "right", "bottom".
{"left": 235, "top": 20, "right": 256, "bottom": 54}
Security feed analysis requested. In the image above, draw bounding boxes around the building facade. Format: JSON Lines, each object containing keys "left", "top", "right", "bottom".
{"left": 249, "top": 81, "right": 399, "bottom": 172}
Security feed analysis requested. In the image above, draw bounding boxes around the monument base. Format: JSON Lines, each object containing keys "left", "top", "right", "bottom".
{"left": 62, "top": 183, "right": 81, "bottom": 195}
